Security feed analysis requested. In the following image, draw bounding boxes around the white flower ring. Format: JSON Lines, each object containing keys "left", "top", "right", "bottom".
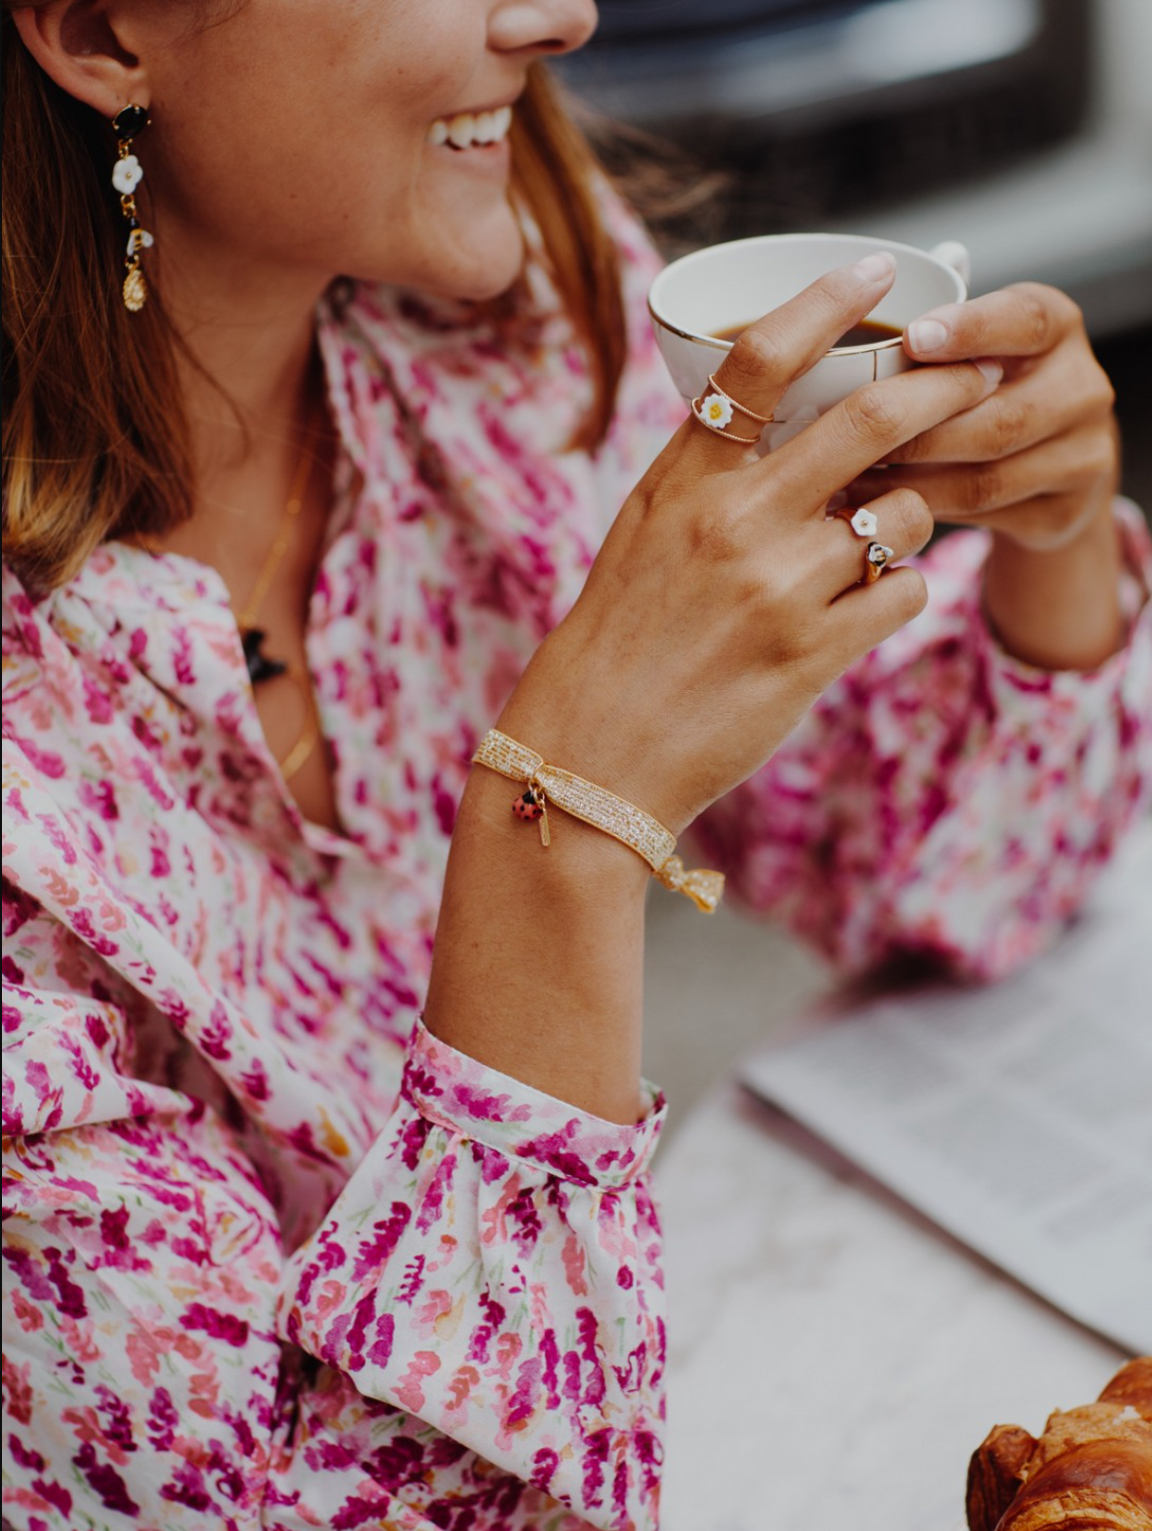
{"left": 112, "top": 156, "right": 144, "bottom": 195}
{"left": 697, "top": 392, "right": 735, "bottom": 431}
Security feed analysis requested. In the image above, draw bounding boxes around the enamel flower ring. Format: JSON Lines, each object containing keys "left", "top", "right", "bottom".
{"left": 699, "top": 392, "right": 734, "bottom": 430}
{"left": 690, "top": 373, "right": 773, "bottom": 446}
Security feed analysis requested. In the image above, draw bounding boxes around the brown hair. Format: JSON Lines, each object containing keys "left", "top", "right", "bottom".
{"left": 2, "top": 20, "right": 625, "bottom": 594}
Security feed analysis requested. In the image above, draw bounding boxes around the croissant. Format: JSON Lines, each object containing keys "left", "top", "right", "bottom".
{"left": 966, "top": 1357, "right": 1152, "bottom": 1531}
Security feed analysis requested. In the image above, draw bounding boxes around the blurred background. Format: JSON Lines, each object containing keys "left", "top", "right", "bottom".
{"left": 556, "top": 0, "right": 1152, "bottom": 1128}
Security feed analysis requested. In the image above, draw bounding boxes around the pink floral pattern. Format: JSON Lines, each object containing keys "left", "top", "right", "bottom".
{"left": 3, "top": 190, "right": 1150, "bottom": 1531}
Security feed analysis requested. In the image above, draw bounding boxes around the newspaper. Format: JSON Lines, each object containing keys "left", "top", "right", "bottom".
{"left": 741, "top": 824, "right": 1152, "bottom": 1354}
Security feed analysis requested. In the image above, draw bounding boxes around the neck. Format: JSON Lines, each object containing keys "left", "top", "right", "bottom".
{"left": 159, "top": 233, "right": 335, "bottom": 495}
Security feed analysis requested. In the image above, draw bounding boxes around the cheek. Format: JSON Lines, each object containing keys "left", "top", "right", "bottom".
{"left": 147, "top": 0, "right": 501, "bottom": 282}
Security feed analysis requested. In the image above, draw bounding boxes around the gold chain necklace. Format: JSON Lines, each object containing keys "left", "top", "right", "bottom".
{"left": 235, "top": 431, "right": 323, "bottom": 783}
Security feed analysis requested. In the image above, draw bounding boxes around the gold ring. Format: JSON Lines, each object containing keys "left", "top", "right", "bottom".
{"left": 690, "top": 372, "right": 775, "bottom": 443}
{"left": 864, "top": 541, "right": 895, "bottom": 583}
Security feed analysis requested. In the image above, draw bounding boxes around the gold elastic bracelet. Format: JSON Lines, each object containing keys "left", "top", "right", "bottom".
{"left": 472, "top": 728, "right": 725, "bottom": 913}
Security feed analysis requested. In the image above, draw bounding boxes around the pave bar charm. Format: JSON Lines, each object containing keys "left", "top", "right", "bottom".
{"left": 473, "top": 729, "right": 725, "bottom": 912}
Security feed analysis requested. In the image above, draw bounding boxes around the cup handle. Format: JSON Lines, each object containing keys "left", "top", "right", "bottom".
{"left": 930, "top": 240, "right": 971, "bottom": 292}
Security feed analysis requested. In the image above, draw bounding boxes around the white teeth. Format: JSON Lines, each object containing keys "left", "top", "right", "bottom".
{"left": 446, "top": 113, "right": 475, "bottom": 149}
{"left": 427, "top": 104, "right": 514, "bottom": 149}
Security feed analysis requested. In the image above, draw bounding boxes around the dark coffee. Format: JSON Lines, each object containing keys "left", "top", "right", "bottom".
{"left": 713, "top": 317, "right": 903, "bottom": 349}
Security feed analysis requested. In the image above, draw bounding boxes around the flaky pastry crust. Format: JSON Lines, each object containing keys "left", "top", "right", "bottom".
{"left": 966, "top": 1357, "right": 1152, "bottom": 1531}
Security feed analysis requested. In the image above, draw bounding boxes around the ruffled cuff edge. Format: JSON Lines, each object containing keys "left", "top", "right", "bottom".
{"left": 402, "top": 1018, "right": 666, "bottom": 1191}
{"left": 975, "top": 497, "right": 1151, "bottom": 714}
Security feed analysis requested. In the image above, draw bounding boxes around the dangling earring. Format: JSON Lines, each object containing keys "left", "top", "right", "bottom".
{"left": 110, "top": 104, "right": 153, "bottom": 312}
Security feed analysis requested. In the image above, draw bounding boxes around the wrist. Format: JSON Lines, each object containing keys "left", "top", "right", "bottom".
{"left": 983, "top": 497, "right": 1124, "bottom": 671}
{"left": 458, "top": 762, "right": 653, "bottom": 898}
{"left": 496, "top": 635, "right": 694, "bottom": 835}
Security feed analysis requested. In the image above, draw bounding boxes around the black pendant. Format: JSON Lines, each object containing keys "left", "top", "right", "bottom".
{"left": 112, "top": 104, "right": 150, "bottom": 141}
{"left": 242, "top": 628, "right": 288, "bottom": 684}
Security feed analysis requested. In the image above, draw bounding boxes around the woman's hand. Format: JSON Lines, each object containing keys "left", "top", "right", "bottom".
{"left": 852, "top": 283, "right": 1120, "bottom": 551}
{"left": 434, "top": 256, "right": 995, "bottom": 1122}
{"left": 498, "top": 254, "right": 1002, "bottom": 835}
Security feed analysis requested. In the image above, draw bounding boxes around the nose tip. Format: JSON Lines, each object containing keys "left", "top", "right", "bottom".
{"left": 491, "top": 0, "right": 599, "bottom": 58}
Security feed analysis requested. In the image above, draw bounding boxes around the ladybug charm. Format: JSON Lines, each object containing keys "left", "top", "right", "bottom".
{"left": 512, "top": 784, "right": 550, "bottom": 845}
{"left": 513, "top": 787, "right": 544, "bottom": 822}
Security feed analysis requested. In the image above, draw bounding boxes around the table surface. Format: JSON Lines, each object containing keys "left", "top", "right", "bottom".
{"left": 653, "top": 1075, "right": 1125, "bottom": 1531}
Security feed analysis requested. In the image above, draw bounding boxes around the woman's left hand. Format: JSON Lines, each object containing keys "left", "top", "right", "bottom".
{"left": 850, "top": 283, "right": 1119, "bottom": 551}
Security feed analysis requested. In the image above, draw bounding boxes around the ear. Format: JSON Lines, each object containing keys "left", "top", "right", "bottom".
{"left": 10, "top": 0, "right": 151, "bottom": 123}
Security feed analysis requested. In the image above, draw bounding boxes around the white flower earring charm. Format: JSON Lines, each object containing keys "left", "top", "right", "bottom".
{"left": 110, "top": 104, "right": 153, "bottom": 312}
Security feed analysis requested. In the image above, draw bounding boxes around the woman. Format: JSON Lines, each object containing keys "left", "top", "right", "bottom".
{"left": 2, "top": 0, "right": 1148, "bottom": 1527}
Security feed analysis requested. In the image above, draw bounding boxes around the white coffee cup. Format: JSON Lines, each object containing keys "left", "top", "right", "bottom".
{"left": 648, "top": 232, "right": 970, "bottom": 453}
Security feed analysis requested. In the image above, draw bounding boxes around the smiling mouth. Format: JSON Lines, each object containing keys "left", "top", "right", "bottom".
{"left": 426, "top": 105, "right": 514, "bottom": 151}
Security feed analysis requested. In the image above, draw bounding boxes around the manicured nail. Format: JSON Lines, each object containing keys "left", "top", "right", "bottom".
{"left": 975, "top": 358, "right": 1003, "bottom": 386}
{"left": 907, "top": 317, "right": 950, "bottom": 353}
{"left": 826, "top": 490, "right": 848, "bottom": 511}
{"left": 849, "top": 251, "right": 896, "bottom": 285}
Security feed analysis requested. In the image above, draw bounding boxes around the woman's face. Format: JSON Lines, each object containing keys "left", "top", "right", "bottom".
{"left": 56, "top": 0, "right": 598, "bottom": 302}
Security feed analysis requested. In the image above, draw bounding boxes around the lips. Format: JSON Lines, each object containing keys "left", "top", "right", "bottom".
{"left": 426, "top": 105, "right": 514, "bottom": 150}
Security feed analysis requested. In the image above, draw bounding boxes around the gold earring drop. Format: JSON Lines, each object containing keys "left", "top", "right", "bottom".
{"left": 110, "top": 104, "right": 153, "bottom": 312}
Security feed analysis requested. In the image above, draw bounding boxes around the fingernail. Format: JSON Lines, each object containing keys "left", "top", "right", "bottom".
{"left": 975, "top": 358, "right": 1003, "bottom": 386}
{"left": 849, "top": 251, "right": 896, "bottom": 285}
{"left": 826, "top": 491, "right": 848, "bottom": 511}
{"left": 907, "top": 318, "right": 950, "bottom": 353}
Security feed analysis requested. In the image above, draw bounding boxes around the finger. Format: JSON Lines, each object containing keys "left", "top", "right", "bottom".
{"left": 762, "top": 358, "right": 1003, "bottom": 508}
{"left": 904, "top": 283, "right": 1082, "bottom": 364}
{"left": 685, "top": 251, "right": 898, "bottom": 462}
{"left": 887, "top": 344, "right": 1114, "bottom": 465}
{"left": 969, "top": 489, "right": 1105, "bottom": 549}
{"left": 820, "top": 567, "right": 930, "bottom": 671}
{"left": 808, "top": 488, "right": 934, "bottom": 603}
{"left": 849, "top": 423, "right": 1114, "bottom": 522}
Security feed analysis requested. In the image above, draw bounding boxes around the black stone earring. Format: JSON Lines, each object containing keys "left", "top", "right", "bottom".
{"left": 110, "top": 104, "right": 153, "bottom": 312}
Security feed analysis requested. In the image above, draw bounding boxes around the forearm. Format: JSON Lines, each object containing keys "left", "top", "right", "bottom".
{"left": 423, "top": 760, "right": 651, "bottom": 1126}
{"left": 982, "top": 496, "right": 1125, "bottom": 671}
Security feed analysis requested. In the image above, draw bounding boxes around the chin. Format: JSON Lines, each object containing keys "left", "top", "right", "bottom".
{"left": 418, "top": 197, "right": 527, "bottom": 302}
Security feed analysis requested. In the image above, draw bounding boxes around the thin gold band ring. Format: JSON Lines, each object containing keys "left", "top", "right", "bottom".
{"left": 690, "top": 372, "right": 775, "bottom": 444}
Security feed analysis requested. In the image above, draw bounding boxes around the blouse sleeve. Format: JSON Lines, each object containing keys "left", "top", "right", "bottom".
{"left": 693, "top": 501, "right": 1152, "bottom": 980}
{"left": 2, "top": 753, "right": 666, "bottom": 1531}
{"left": 278, "top": 1023, "right": 666, "bottom": 1528}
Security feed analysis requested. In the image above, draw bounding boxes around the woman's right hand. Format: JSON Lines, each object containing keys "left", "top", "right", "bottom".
{"left": 500, "top": 252, "right": 1003, "bottom": 834}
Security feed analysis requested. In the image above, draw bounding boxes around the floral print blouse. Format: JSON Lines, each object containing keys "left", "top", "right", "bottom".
{"left": 3, "top": 194, "right": 1151, "bottom": 1531}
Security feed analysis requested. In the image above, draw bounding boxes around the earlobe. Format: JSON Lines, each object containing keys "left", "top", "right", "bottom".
{"left": 10, "top": 0, "right": 149, "bottom": 122}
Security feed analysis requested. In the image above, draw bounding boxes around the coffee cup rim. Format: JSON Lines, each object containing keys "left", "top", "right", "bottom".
{"left": 648, "top": 231, "right": 966, "bottom": 355}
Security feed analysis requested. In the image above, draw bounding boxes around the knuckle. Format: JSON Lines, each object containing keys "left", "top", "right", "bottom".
{"left": 966, "top": 464, "right": 1002, "bottom": 513}
{"left": 842, "top": 383, "right": 903, "bottom": 445}
{"left": 891, "top": 488, "right": 934, "bottom": 548}
{"left": 886, "top": 569, "right": 930, "bottom": 624}
{"left": 1077, "top": 439, "right": 1115, "bottom": 486}
{"left": 727, "top": 326, "right": 787, "bottom": 386}
{"left": 1011, "top": 284, "right": 1057, "bottom": 349}
{"left": 1090, "top": 365, "right": 1117, "bottom": 415}
{"left": 986, "top": 395, "right": 1031, "bottom": 459}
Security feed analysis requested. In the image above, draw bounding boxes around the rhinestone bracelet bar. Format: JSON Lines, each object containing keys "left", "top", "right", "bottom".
{"left": 472, "top": 729, "right": 724, "bottom": 912}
